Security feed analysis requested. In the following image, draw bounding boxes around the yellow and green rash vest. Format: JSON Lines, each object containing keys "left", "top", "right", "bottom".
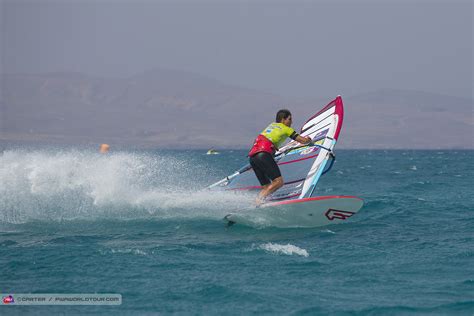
{"left": 248, "top": 122, "right": 297, "bottom": 157}
{"left": 261, "top": 123, "right": 296, "bottom": 148}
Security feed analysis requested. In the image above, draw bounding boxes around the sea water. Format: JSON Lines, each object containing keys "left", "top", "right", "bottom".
{"left": 0, "top": 146, "right": 473, "bottom": 315}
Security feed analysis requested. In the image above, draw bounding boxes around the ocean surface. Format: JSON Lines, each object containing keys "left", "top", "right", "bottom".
{"left": 1, "top": 145, "right": 473, "bottom": 315}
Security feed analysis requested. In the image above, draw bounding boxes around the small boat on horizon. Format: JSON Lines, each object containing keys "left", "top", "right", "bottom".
{"left": 206, "top": 149, "right": 220, "bottom": 155}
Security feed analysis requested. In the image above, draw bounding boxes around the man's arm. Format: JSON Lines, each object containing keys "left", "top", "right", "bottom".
{"left": 295, "top": 135, "right": 312, "bottom": 144}
{"left": 288, "top": 128, "right": 311, "bottom": 145}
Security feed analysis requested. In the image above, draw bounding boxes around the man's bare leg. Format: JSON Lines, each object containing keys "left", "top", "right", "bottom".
{"left": 256, "top": 177, "right": 284, "bottom": 205}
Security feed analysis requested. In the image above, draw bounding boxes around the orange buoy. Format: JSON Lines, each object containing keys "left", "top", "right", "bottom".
{"left": 99, "top": 143, "right": 110, "bottom": 154}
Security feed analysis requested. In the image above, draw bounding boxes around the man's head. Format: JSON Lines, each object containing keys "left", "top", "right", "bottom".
{"left": 276, "top": 109, "right": 292, "bottom": 127}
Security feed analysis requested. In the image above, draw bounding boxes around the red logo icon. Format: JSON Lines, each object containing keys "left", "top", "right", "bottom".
{"left": 325, "top": 209, "right": 355, "bottom": 220}
{"left": 3, "top": 295, "right": 14, "bottom": 304}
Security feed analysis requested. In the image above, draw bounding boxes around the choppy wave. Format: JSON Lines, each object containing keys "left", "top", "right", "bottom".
{"left": 100, "top": 248, "right": 149, "bottom": 256}
{"left": 0, "top": 149, "right": 252, "bottom": 224}
{"left": 251, "top": 242, "right": 309, "bottom": 257}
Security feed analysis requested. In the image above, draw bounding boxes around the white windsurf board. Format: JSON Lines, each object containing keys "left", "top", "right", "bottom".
{"left": 224, "top": 196, "right": 363, "bottom": 228}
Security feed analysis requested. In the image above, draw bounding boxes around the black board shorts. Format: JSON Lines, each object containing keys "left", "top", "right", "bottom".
{"left": 249, "top": 152, "right": 281, "bottom": 186}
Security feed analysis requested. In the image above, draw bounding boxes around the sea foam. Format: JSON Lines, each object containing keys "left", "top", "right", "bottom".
{"left": 255, "top": 243, "right": 309, "bottom": 257}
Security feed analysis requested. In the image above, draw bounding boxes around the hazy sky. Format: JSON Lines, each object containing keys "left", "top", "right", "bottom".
{"left": 1, "top": 0, "right": 472, "bottom": 99}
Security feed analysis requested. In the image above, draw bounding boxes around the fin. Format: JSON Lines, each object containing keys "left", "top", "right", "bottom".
{"left": 224, "top": 214, "right": 236, "bottom": 227}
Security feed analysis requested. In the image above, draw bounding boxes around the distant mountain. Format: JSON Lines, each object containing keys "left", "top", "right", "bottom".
{"left": 343, "top": 89, "right": 473, "bottom": 149}
{"left": 1, "top": 70, "right": 472, "bottom": 149}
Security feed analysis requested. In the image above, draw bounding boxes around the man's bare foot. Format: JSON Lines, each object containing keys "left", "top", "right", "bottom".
{"left": 255, "top": 196, "right": 266, "bottom": 207}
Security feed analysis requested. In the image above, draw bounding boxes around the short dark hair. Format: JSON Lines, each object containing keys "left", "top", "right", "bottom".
{"left": 276, "top": 109, "right": 292, "bottom": 123}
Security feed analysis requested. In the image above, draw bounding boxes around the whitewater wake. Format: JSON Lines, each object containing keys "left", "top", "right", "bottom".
{"left": 0, "top": 149, "right": 252, "bottom": 224}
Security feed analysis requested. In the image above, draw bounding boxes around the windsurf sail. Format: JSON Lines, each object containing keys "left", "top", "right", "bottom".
{"left": 208, "top": 96, "right": 344, "bottom": 201}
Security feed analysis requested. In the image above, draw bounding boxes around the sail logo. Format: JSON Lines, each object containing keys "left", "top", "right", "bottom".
{"left": 325, "top": 209, "right": 355, "bottom": 221}
{"left": 300, "top": 146, "right": 318, "bottom": 155}
{"left": 3, "top": 295, "right": 14, "bottom": 304}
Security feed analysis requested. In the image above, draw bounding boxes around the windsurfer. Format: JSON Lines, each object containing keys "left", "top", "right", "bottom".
{"left": 248, "top": 109, "right": 311, "bottom": 206}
